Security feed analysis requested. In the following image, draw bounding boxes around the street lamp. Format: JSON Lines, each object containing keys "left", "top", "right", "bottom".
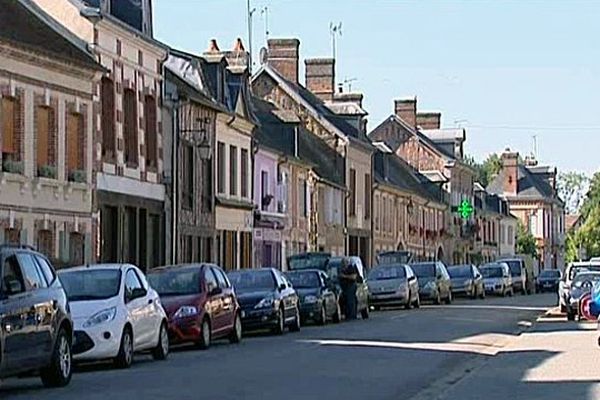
{"left": 196, "top": 129, "right": 211, "bottom": 160}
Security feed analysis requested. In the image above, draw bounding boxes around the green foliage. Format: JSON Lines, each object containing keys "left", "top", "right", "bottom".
{"left": 465, "top": 153, "right": 502, "bottom": 187}
{"left": 565, "top": 231, "right": 580, "bottom": 262}
{"left": 557, "top": 171, "right": 589, "bottom": 214}
{"left": 577, "top": 206, "right": 600, "bottom": 259}
{"left": 516, "top": 221, "right": 537, "bottom": 258}
{"left": 580, "top": 171, "right": 600, "bottom": 220}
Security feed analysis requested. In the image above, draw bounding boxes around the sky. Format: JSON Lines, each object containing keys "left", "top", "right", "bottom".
{"left": 154, "top": 0, "right": 600, "bottom": 175}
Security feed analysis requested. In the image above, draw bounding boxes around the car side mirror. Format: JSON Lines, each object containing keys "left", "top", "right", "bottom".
{"left": 128, "top": 287, "right": 147, "bottom": 301}
{"left": 278, "top": 283, "right": 286, "bottom": 291}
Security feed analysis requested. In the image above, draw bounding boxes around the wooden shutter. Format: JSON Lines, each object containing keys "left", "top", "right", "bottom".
{"left": 2, "top": 98, "right": 15, "bottom": 154}
{"left": 66, "top": 113, "right": 80, "bottom": 172}
{"left": 349, "top": 168, "right": 356, "bottom": 216}
{"left": 36, "top": 106, "right": 50, "bottom": 168}
{"left": 101, "top": 78, "right": 115, "bottom": 158}
{"left": 144, "top": 95, "right": 157, "bottom": 168}
{"left": 123, "top": 89, "right": 138, "bottom": 165}
{"left": 365, "top": 173, "right": 371, "bottom": 219}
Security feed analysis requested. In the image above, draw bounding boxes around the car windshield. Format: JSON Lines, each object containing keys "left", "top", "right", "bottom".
{"left": 59, "top": 269, "right": 121, "bottom": 301}
{"left": 286, "top": 271, "right": 320, "bottom": 288}
{"left": 481, "top": 266, "right": 504, "bottom": 278}
{"left": 287, "top": 254, "right": 330, "bottom": 271}
{"left": 368, "top": 265, "right": 406, "bottom": 280}
{"left": 147, "top": 269, "right": 201, "bottom": 296}
{"left": 410, "top": 263, "right": 436, "bottom": 278}
{"left": 572, "top": 273, "right": 600, "bottom": 288}
{"left": 539, "top": 270, "right": 561, "bottom": 278}
{"left": 377, "top": 252, "right": 411, "bottom": 265}
{"left": 228, "top": 270, "right": 276, "bottom": 292}
{"left": 448, "top": 265, "right": 472, "bottom": 278}
{"left": 502, "top": 260, "right": 522, "bottom": 277}
{"left": 569, "top": 265, "right": 600, "bottom": 281}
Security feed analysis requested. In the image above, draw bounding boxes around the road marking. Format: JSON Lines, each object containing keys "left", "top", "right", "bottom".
{"left": 425, "top": 305, "right": 550, "bottom": 312}
{"left": 443, "top": 317, "right": 496, "bottom": 323}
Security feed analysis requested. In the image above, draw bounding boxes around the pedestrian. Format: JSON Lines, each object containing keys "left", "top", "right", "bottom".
{"left": 339, "top": 258, "right": 358, "bottom": 320}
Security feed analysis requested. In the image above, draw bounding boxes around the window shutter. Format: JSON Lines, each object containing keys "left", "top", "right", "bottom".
{"left": 36, "top": 106, "right": 50, "bottom": 168}
{"left": 66, "top": 113, "right": 81, "bottom": 172}
{"left": 2, "top": 98, "right": 15, "bottom": 154}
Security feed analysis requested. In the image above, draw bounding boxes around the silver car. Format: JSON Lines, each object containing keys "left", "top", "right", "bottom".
{"left": 368, "top": 264, "right": 420, "bottom": 310}
{"left": 480, "top": 263, "right": 513, "bottom": 296}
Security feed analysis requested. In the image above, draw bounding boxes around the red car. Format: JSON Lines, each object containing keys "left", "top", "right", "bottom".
{"left": 147, "top": 264, "right": 242, "bottom": 349}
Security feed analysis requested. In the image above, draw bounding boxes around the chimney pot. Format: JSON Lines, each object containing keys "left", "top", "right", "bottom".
{"left": 501, "top": 150, "right": 519, "bottom": 195}
{"left": 266, "top": 38, "right": 300, "bottom": 84}
{"left": 208, "top": 38, "right": 220, "bottom": 52}
{"left": 394, "top": 97, "right": 417, "bottom": 129}
{"left": 305, "top": 58, "right": 335, "bottom": 101}
{"left": 416, "top": 111, "right": 441, "bottom": 130}
{"left": 234, "top": 37, "right": 245, "bottom": 52}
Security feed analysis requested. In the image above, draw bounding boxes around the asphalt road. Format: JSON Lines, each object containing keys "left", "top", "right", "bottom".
{"left": 1, "top": 293, "right": 555, "bottom": 400}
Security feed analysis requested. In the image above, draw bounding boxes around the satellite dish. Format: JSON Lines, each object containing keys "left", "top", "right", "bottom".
{"left": 259, "top": 47, "right": 268, "bottom": 65}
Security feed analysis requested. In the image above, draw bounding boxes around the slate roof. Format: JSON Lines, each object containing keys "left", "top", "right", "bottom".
{"left": 0, "top": 0, "right": 103, "bottom": 71}
{"left": 486, "top": 164, "right": 556, "bottom": 200}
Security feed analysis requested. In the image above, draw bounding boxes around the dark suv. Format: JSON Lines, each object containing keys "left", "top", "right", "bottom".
{"left": 0, "top": 245, "right": 73, "bottom": 387}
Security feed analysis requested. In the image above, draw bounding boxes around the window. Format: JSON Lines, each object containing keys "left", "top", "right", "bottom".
{"left": 212, "top": 267, "right": 229, "bottom": 289}
{"left": 66, "top": 112, "right": 83, "bottom": 176}
{"left": 201, "top": 159, "right": 212, "bottom": 213}
{"left": 529, "top": 213, "right": 537, "bottom": 236}
{"left": 241, "top": 149, "right": 248, "bottom": 198}
{"left": 37, "top": 229, "right": 54, "bottom": 260}
{"left": 365, "top": 173, "right": 371, "bottom": 219}
{"left": 182, "top": 144, "right": 194, "bottom": 210}
{"left": 508, "top": 226, "right": 514, "bottom": 245}
{"left": 17, "top": 253, "right": 47, "bottom": 290}
{"left": 144, "top": 95, "right": 157, "bottom": 169}
{"left": 375, "top": 195, "right": 380, "bottom": 231}
{"left": 261, "top": 170, "right": 269, "bottom": 211}
{"left": 69, "top": 232, "right": 85, "bottom": 266}
{"left": 1, "top": 255, "right": 25, "bottom": 295}
{"left": 298, "top": 178, "right": 308, "bottom": 217}
{"left": 123, "top": 88, "right": 138, "bottom": 166}
{"left": 349, "top": 168, "right": 356, "bottom": 216}
{"left": 1, "top": 97, "right": 18, "bottom": 162}
{"left": 204, "top": 268, "right": 218, "bottom": 292}
{"left": 34, "top": 255, "right": 56, "bottom": 284}
{"left": 125, "top": 269, "right": 144, "bottom": 298}
{"left": 101, "top": 77, "right": 115, "bottom": 159}
{"left": 5, "top": 228, "right": 19, "bottom": 245}
{"left": 36, "top": 105, "right": 55, "bottom": 174}
{"left": 229, "top": 145, "right": 237, "bottom": 196}
{"left": 217, "top": 141, "right": 225, "bottom": 194}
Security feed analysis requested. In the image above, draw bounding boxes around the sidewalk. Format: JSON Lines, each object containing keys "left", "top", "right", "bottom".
{"left": 435, "top": 314, "right": 600, "bottom": 400}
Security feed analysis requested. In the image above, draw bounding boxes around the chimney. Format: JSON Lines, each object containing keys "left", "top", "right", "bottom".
{"left": 501, "top": 148, "right": 519, "bottom": 196}
{"left": 394, "top": 98, "right": 417, "bottom": 128}
{"left": 267, "top": 38, "right": 300, "bottom": 84}
{"left": 416, "top": 112, "right": 441, "bottom": 130}
{"left": 305, "top": 58, "right": 335, "bottom": 101}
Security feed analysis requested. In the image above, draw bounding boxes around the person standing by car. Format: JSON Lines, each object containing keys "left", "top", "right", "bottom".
{"left": 339, "top": 258, "right": 358, "bottom": 320}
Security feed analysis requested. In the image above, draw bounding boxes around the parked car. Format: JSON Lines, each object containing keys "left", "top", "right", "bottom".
{"left": 287, "top": 252, "right": 331, "bottom": 271}
{"left": 536, "top": 269, "right": 562, "bottom": 293}
{"left": 326, "top": 256, "right": 370, "bottom": 319}
{"left": 376, "top": 251, "right": 413, "bottom": 265}
{"left": 564, "top": 272, "right": 600, "bottom": 321}
{"left": 147, "top": 264, "right": 242, "bottom": 349}
{"left": 480, "top": 262, "right": 513, "bottom": 296}
{"left": 367, "top": 264, "right": 420, "bottom": 309}
{"left": 409, "top": 261, "right": 452, "bottom": 304}
{"left": 285, "top": 269, "right": 341, "bottom": 324}
{"left": 58, "top": 264, "right": 169, "bottom": 369}
{"left": 498, "top": 258, "right": 528, "bottom": 295}
{"left": 560, "top": 261, "right": 600, "bottom": 312}
{"left": 0, "top": 245, "right": 73, "bottom": 387}
{"left": 228, "top": 268, "right": 300, "bottom": 334}
{"left": 447, "top": 264, "right": 485, "bottom": 299}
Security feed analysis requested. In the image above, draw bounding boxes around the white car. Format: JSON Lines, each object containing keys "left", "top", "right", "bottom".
{"left": 58, "top": 264, "right": 169, "bottom": 368}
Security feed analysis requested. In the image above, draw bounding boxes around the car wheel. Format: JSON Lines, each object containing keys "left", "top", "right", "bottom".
{"left": 445, "top": 290, "right": 453, "bottom": 304}
{"left": 273, "top": 307, "right": 285, "bottom": 335}
{"left": 361, "top": 303, "right": 370, "bottom": 319}
{"left": 114, "top": 326, "right": 134, "bottom": 369}
{"left": 229, "top": 313, "right": 243, "bottom": 344}
{"left": 196, "top": 318, "right": 212, "bottom": 349}
{"left": 333, "top": 301, "right": 342, "bottom": 323}
{"left": 40, "top": 326, "right": 72, "bottom": 388}
{"left": 152, "top": 322, "right": 169, "bottom": 361}
{"left": 290, "top": 307, "right": 301, "bottom": 332}
{"left": 318, "top": 304, "right": 327, "bottom": 326}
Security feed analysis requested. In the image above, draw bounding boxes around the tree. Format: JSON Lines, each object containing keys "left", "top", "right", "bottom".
{"left": 465, "top": 153, "right": 503, "bottom": 187}
{"left": 557, "top": 171, "right": 589, "bottom": 214}
{"left": 516, "top": 221, "right": 537, "bottom": 258}
{"left": 580, "top": 171, "right": 600, "bottom": 220}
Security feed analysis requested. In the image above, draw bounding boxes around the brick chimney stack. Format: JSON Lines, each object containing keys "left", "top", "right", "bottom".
{"left": 416, "top": 112, "right": 441, "bottom": 130}
{"left": 266, "top": 38, "right": 300, "bottom": 84}
{"left": 305, "top": 58, "right": 335, "bottom": 101}
{"left": 394, "top": 98, "right": 417, "bottom": 128}
{"left": 501, "top": 149, "right": 519, "bottom": 196}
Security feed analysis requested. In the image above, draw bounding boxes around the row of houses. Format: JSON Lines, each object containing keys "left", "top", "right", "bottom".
{"left": 0, "top": 0, "right": 565, "bottom": 271}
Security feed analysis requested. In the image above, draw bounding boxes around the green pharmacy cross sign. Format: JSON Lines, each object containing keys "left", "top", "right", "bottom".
{"left": 457, "top": 200, "right": 474, "bottom": 219}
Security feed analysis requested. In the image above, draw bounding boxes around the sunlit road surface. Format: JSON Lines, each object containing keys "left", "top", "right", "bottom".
{"left": 1, "top": 294, "right": 558, "bottom": 400}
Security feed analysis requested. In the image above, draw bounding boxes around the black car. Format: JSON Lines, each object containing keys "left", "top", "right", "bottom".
{"left": 536, "top": 269, "right": 562, "bottom": 292}
{"left": 447, "top": 264, "right": 485, "bottom": 299}
{"left": 0, "top": 245, "right": 73, "bottom": 387}
{"left": 228, "top": 268, "right": 300, "bottom": 334}
{"left": 285, "top": 269, "right": 341, "bottom": 325}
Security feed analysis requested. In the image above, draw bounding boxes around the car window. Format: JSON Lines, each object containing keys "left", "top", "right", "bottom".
{"left": 125, "top": 269, "right": 144, "bottom": 298}
{"left": 205, "top": 268, "right": 218, "bottom": 292}
{"left": 34, "top": 255, "right": 56, "bottom": 284}
{"left": 406, "top": 266, "right": 414, "bottom": 279}
{"left": 212, "top": 267, "right": 229, "bottom": 289}
{"left": 273, "top": 270, "right": 287, "bottom": 288}
{"left": 1, "top": 255, "right": 26, "bottom": 295}
{"left": 17, "top": 253, "right": 47, "bottom": 290}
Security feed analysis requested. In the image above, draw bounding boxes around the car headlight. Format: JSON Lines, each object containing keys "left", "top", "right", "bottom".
{"left": 174, "top": 305, "right": 198, "bottom": 319}
{"left": 255, "top": 296, "right": 275, "bottom": 309}
{"left": 83, "top": 307, "right": 117, "bottom": 328}
{"left": 304, "top": 295, "right": 318, "bottom": 304}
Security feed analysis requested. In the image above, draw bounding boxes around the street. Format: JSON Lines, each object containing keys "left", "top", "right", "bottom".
{"left": 1, "top": 293, "right": 563, "bottom": 400}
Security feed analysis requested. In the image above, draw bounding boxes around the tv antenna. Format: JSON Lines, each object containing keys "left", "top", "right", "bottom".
{"left": 247, "top": 0, "right": 257, "bottom": 71}
{"left": 532, "top": 134, "right": 538, "bottom": 158}
{"left": 261, "top": 6, "right": 269, "bottom": 43}
{"left": 342, "top": 77, "right": 357, "bottom": 92}
{"left": 329, "top": 22, "right": 342, "bottom": 59}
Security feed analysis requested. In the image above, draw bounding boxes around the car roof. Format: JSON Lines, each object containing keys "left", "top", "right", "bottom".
{"left": 58, "top": 263, "right": 133, "bottom": 273}
{"left": 228, "top": 268, "right": 275, "bottom": 273}
{"left": 150, "top": 263, "right": 210, "bottom": 273}
{"left": 285, "top": 269, "right": 322, "bottom": 274}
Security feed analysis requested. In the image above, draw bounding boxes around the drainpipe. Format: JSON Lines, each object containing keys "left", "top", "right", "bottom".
{"left": 171, "top": 98, "right": 180, "bottom": 264}
{"left": 369, "top": 149, "right": 375, "bottom": 268}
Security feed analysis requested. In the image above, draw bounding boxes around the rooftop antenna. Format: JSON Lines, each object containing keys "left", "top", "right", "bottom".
{"left": 329, "top": 21, "right": 342, "bottom": 60}
{"left": 342, "top": 77, "right": 357, "bottom": 92}
{"left": 247, "top": 0, "right": 257, "bottom": 72}
{"left": 532, "top": 134, "right": 538, "bottom": 159}
{"left": 454, "top": 119, "right": 468, "bottom": 127}
{"left": 261, "top": 6, "right": 269, "bottom": 43}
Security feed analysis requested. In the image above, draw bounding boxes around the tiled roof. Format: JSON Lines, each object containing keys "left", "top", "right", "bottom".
{"left": 1, "top": 0, "right": 102, "bottom": 71}
{"left": 487, "top": 165, "right": 555, "bottom": 200}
